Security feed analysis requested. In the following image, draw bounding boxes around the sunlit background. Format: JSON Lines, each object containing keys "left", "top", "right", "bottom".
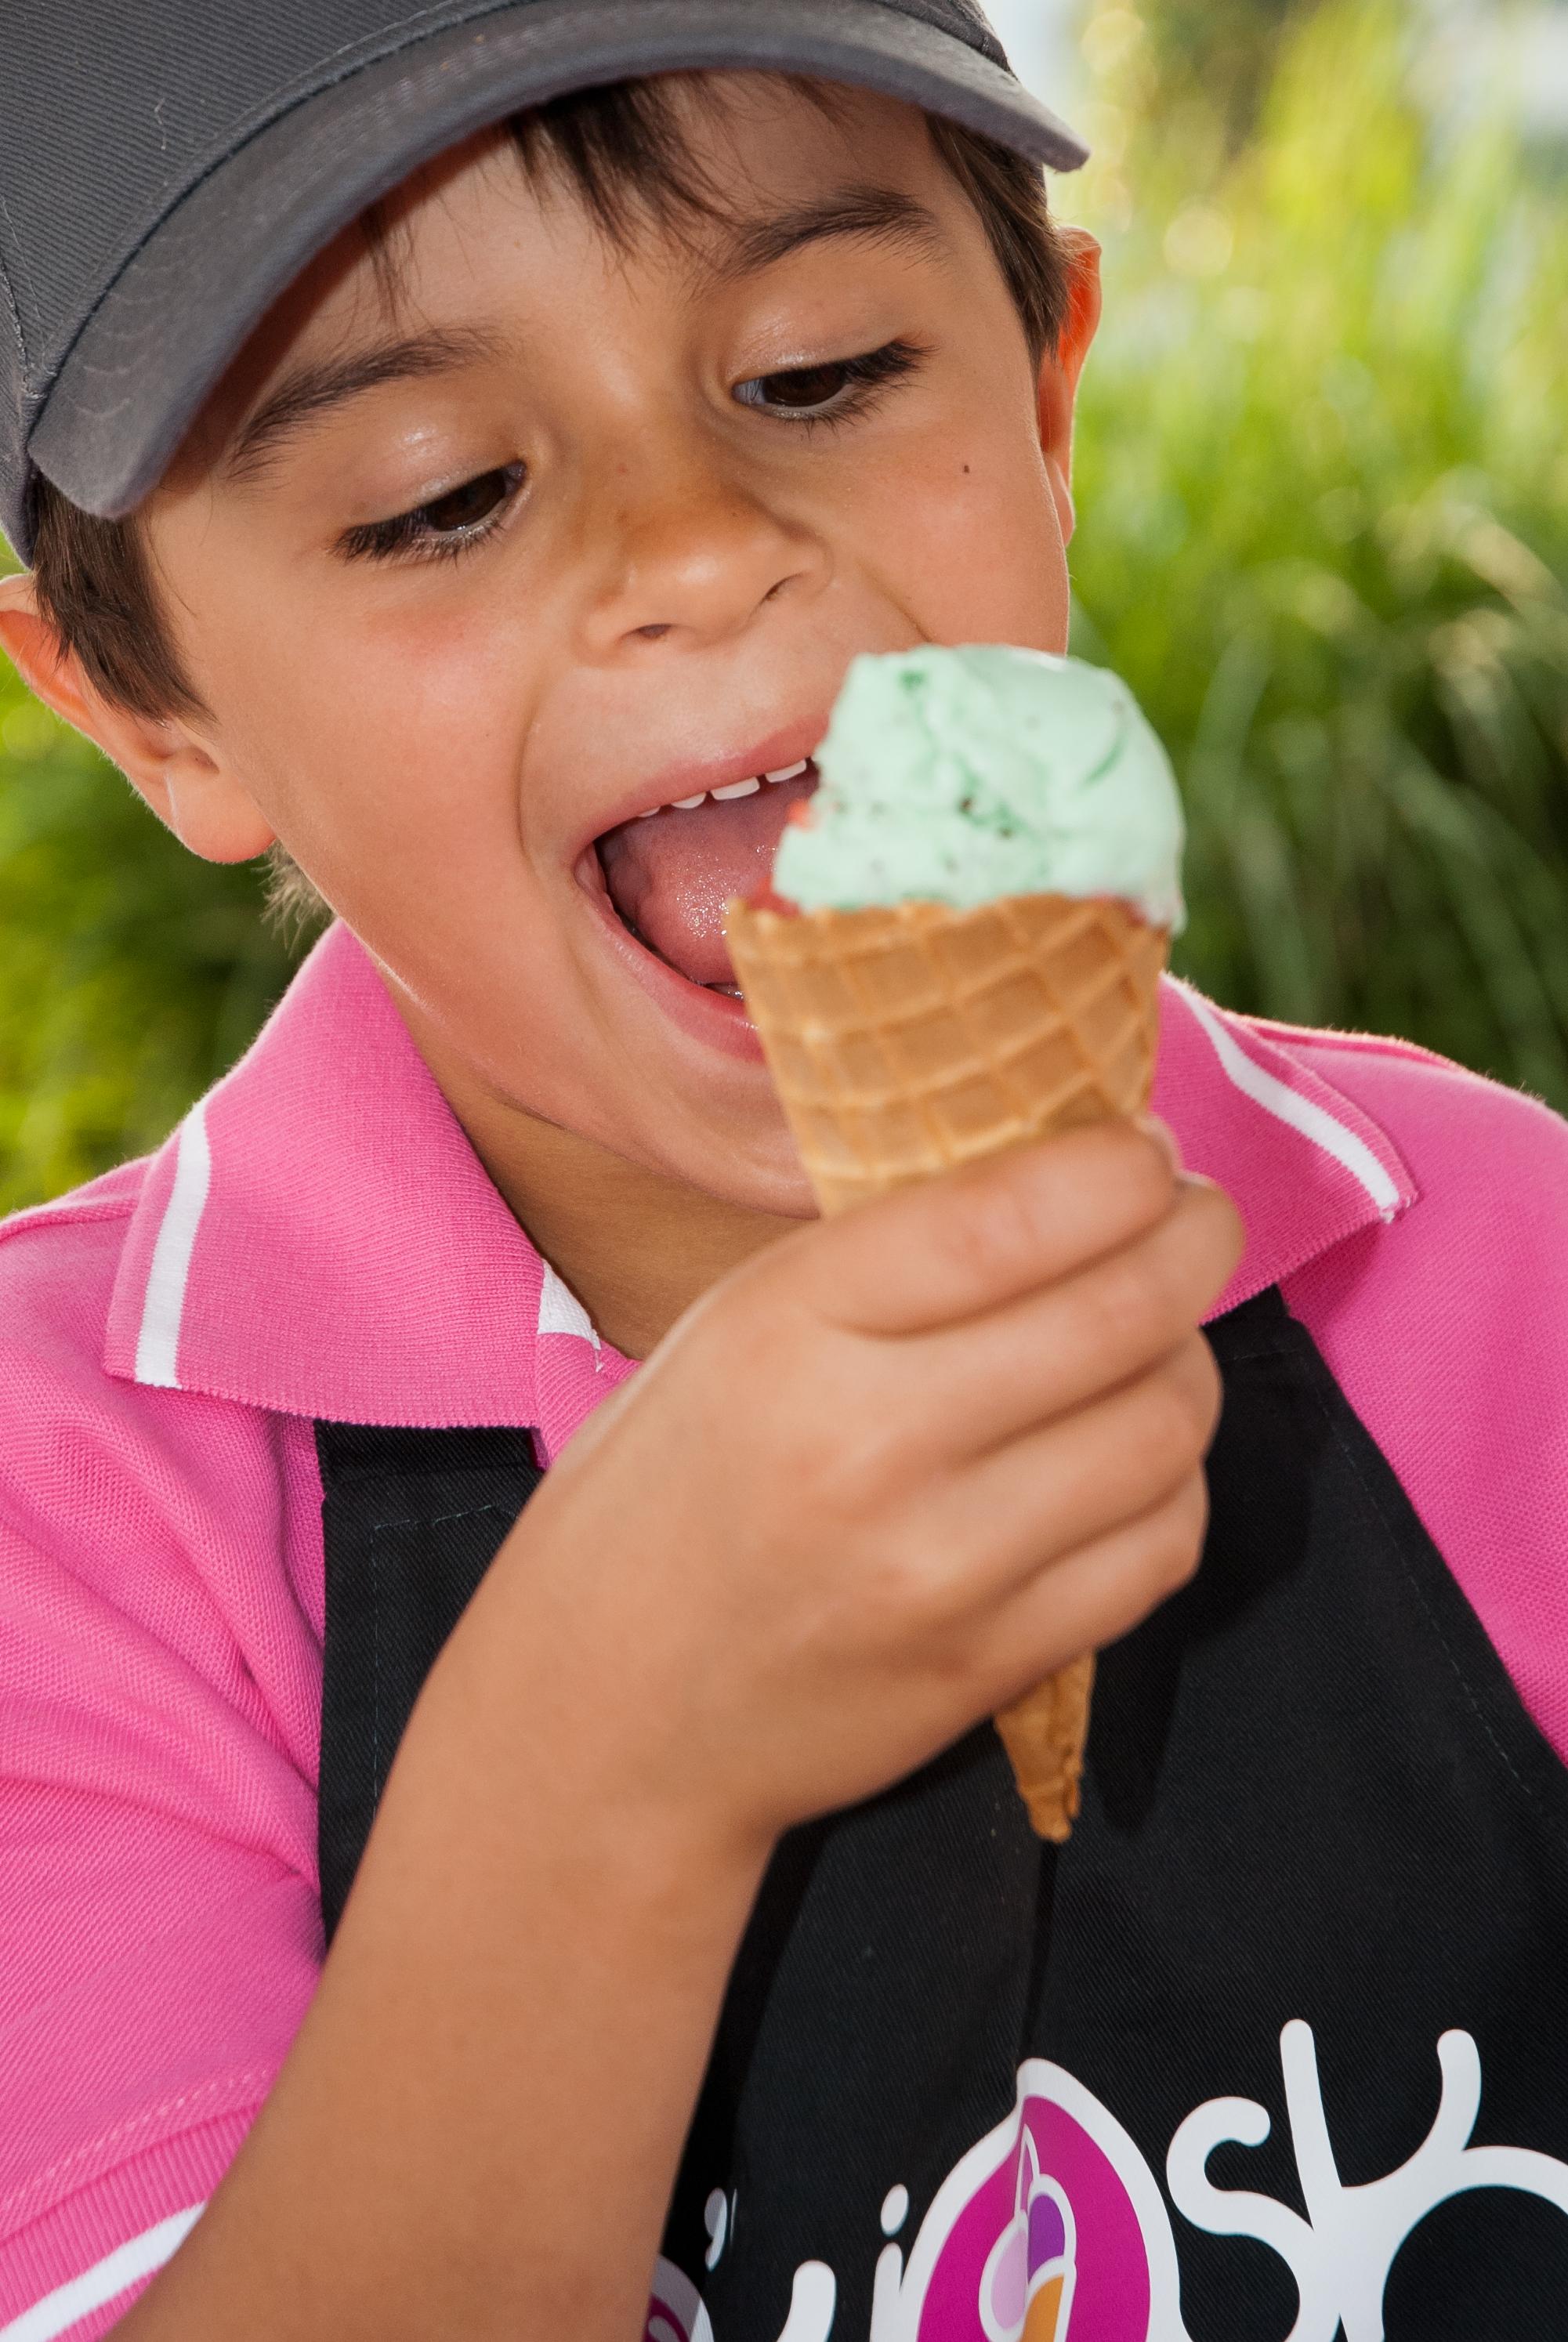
{"left": 2, "top": 0, "right": 1566, "bottom": 1211}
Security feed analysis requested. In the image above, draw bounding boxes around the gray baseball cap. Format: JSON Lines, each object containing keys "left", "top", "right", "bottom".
{"left": 0, "top": 0, "right": 1085, "bottom": 564}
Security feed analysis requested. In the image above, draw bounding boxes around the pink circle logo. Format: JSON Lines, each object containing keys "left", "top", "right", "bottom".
{"left": 886, "top": 2059, "right": 1184, "bottom": 2342}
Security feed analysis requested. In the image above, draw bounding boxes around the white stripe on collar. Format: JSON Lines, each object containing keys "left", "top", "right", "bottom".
{"left": 1175, "top": 983, "right": 1402, "bottom": 1222}
{"left": 537, "top": 1256, "right": 601, "bottom": 1354}
{"left": 0, "top": 2205, "right": 203, "bottom": 2340}
{"left": 134, "top": 1101, "right": 212, "bottom": 1388}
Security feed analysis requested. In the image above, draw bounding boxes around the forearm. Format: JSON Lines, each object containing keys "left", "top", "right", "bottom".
{"left": 118, "top": 1558, "right": 766, "bottom": 2340}
{"left": 114, "top": 1129, "right": 1237, "bottom": 2338}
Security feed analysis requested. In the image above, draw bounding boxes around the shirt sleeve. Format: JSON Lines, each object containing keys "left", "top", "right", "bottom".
{"left": 0, "top": 1207, "right": 324, "bottom": 2337}
{"left": 1280, "top": 1035, "right": 1568, "bottom": 1766}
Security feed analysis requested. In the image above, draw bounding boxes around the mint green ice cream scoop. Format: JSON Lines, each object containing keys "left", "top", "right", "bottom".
{"left": 773, "top": 645, "right": 1186, "bottom": 932}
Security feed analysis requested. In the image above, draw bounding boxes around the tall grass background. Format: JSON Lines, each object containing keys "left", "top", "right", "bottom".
{"left": 2, "top": 0, "right": 1566, "bottom": 1211}
{"left": 1071, "top": 0, "right": 1568, "bottom": 1096}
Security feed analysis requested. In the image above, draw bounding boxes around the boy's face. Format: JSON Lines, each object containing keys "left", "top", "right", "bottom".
{"left": 131, "top": 76, "right": 1099, "bottom": 1217}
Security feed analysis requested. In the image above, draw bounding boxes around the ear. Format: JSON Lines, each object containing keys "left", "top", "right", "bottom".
{"left": 0, "top": 570, "right": 275, "bottom": 863}
{"left": 1035, "top": 226, "right": 1103, "bottom": 548}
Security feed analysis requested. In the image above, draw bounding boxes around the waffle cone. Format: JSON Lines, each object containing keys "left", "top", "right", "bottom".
{"left": 725, "top": 890, "right": 1168, "bottom": 1842}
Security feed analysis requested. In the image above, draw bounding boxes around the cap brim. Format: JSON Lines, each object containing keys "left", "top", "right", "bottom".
{"left": 27, "top": 0, "right": 1087, "bottom": 529}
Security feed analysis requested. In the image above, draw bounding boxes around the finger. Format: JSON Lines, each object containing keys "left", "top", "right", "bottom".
{"left": 902, "top": 1175, "right": 1241, "bottom": 1463}
{"left": 972, "top": 1473, "right": 1211, "bottom": 1712}
{"left": 790, "top": 1120, "right": 1180, "bottom": 1337}
{"left": 918, "top": 1332, "right": 1223, "bottom": 1606}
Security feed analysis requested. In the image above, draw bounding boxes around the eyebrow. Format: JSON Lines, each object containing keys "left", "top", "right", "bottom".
{"left": 714, "top": 186, "right": 947, "bottom": 278}
{"left": 220, "top": 190, "right": 938, "bottom": 477}
{"left": 223, "top": 325, "right": 505, "bottom": 480}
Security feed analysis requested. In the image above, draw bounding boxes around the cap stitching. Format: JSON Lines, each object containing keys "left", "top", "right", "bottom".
{"left": 871, "top": 0, "right": 1005, "bottom": 69}
{"left": 0, "top": 205, "right": 30, "bottom": 367}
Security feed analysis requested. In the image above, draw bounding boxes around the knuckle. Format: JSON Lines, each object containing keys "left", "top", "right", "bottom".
{"left": 946, "top": 1123, "right": 1174, "bottom": 1292}
{"left": 1102, "top": 1484, "right": 1208, "bottom": 1636}
{"left": 1181, "top": 1175, "right": 1246, "bottom": 1277}
{"left": 861, "top": 1532, "right": 958, "bottom": 1641}
{"left": 1167, "top": 1331, "right": 1223, "bottom": 1440}
{"left": 939, "top": 1162, "right": 1047, "bottom": 1288}
{"left": 1153, "top": 1476, "right": 1210, "bottom": 1591}
{"left": 1079, "top": 1204, "right": 1209, "bottom": 1353}
{"left": 1094, "top": 1245, "right": 1183, "bottom": 1364}
{"left": 1076, "top": 1255, "right": 1147, "bottom": 1363}
{"left": 1070, "top": 1124, "right": 1175, "bottom": 1243}
{"left": 1187, "top": 1334, "right": 1226, "bottom": 1443}
{"left": 1135, "top": 1357, "right": 1211, "bottom": 1477}
{"left": 807, "top": 1408, "right": 918, "bottom": 1527}
{"left": 1111, "top": 1120, "right": 1181, "bottom": 1220}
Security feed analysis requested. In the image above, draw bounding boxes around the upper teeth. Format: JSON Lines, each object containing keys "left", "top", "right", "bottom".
{"left": 636, "top": 759, "right": 809, "bottom": 819}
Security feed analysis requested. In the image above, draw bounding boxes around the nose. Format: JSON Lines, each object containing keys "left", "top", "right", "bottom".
{"left": 577, "top": 446, "right": 828, "bottom": 659}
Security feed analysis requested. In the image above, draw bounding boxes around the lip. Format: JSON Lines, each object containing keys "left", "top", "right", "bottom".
{"left": 577, "top": 861, "right": 767, "bottom": 1062}
{"left": 565, "top": 715, "right": 830, "bottom": 868}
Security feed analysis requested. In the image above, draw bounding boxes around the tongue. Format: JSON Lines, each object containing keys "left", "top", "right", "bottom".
{"left": 597, "top": 769, "right": 816, "bottom": 985}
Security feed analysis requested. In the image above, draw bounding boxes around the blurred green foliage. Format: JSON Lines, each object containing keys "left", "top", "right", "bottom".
{"left": 1124, "top": 0, "right": 1299, "bottom": 148}
{"left": 1070, "top": 0, "right": 1568, "bottom": 1098}
{"left": 0, "top": 693, "right": 298, "bottom": 1211}
{"left": 2, "top": 0, "right": 1566, "bottom": 1212}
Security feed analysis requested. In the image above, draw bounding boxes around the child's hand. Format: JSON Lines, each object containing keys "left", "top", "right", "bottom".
{"left": 493, "top": 1121, "right": 1243, "bottom": 1855}
{"left": 120, "top": 1128, "right": 1240, "bottom": 2342}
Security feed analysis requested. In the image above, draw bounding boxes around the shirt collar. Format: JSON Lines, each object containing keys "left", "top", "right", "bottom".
{"left": 106, "top": 928, "right": 1414, "bottom": 1441}
{"left": 104, "top": 922, "right": 633, "bottom": 1461}
{"left": 1153, "top": 976, "right": 1415, "bottom": 1317}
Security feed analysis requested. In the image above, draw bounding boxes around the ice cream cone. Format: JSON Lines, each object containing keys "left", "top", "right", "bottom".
{"left": 726, "top": 888, "right": 1168, "bottom": 1841}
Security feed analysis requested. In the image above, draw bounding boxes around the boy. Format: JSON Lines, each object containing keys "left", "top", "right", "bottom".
{"left": 2, "top": 4, "right": 1566, "bottom": 2337}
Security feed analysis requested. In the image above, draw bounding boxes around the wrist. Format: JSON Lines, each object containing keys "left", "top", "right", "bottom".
{"left": 408, "top": 1571, "right": 775, "bottom": 1941}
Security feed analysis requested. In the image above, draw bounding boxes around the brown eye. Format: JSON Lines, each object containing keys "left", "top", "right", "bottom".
{"left": 419, "top": 467, "right": 517, "bottom": 533}
{"left": 749, "top": 361, "right": 855, "bottom": 411}
{"left": 732, "top": 341, "right": 922, "bottom": 425}
{"left": 337, "top": 459, "right": 527, "bottom": 564}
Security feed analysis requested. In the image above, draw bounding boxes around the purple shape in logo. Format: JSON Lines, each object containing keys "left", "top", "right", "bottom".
{"left": 1028, "top": 2185, "right": 1067, "bottom": 2271}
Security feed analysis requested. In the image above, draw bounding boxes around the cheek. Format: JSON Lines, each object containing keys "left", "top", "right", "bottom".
{"left": 848, "top": 410, "right": 1070, "bottom": 651}
{"left": 200, "top": 577, "right": 538, "bottom": 874}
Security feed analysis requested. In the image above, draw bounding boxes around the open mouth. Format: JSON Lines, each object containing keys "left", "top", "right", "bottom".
{"left": 588, "top": 755, "right": 818, "bottom": 998}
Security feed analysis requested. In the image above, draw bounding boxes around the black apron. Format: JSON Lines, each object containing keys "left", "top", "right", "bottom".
{"left": 314, "top": 1290, "right": 1568, "bottom": 2340}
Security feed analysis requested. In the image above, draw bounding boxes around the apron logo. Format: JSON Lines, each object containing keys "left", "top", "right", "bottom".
{"left": 874, "top": 2058, "right": 1182, "bottom": 2341}
{"left": 649, "top": 2024, "right": 1568, "bottom": 2340}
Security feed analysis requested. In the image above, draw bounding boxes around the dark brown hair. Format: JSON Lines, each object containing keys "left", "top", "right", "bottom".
{"left": 31, "top": 74, "right": 1074, "bottom": 925}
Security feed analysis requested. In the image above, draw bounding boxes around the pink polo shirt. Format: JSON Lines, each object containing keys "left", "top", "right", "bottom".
{"left": 2, "top": 921, "right": 1567, "bottom": 2339}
